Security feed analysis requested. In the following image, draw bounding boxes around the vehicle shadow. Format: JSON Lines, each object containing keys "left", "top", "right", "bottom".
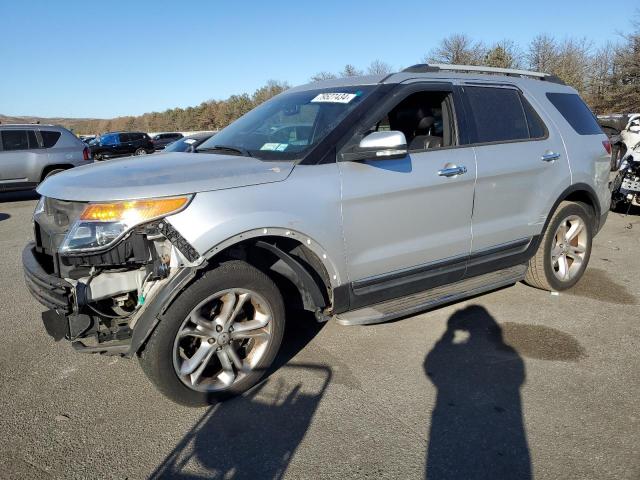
{"left": 424, "top": 305, "right": 531, "bottom": 479}
{"left": 0, "top": 190, "right": 40, "bottom": 203}
{"left": 150, "top": 314, "right": 329, "bottom": 480}
{"left": 0, "top": 213, "right": 9, "bottom": 222}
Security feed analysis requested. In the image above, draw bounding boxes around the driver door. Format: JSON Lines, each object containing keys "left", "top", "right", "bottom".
{"left": 338, "top": 83, "right": 476, "bottom": 306}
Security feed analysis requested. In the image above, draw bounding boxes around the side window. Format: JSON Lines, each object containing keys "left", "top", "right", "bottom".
{"left": 101, "top": 133, "right": 118, "bottom": 145}
{"left": 521, "top": 97, "right": 547, "bottom": 139}
{"left": 366, "top": 90, "right": 455, "bottom": 151}
{"left": 1, "top": 130, "right": 30, "bottom": 151}
{"left": 131, "top": 133, "right": 143, "bottom": 141}
{"left": 27, "top": 130, "right": 40, "bottom": 149}
{"left": 465, "top": 87, "right": 529, "bottom": 143}
{"left": 40, "top": 131, "right": 62, "bottom": 148}
{"left": 119, "top": 133, "right": 131, "bottom": 143}
{"left": 546, "top": 93, "right": 602, "bottom": 135}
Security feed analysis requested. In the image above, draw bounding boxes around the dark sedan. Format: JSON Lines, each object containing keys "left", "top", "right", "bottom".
{"left": 162, "top": 132, "right": 215, "bottom": 153}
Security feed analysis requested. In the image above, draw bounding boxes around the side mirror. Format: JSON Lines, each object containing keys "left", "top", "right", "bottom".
{"left": 343, "top": 131, "right": 408, "bottom": 161}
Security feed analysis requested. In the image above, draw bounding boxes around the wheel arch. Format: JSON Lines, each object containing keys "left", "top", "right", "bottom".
{"left": 545, "top": 183, "right": 602, "bottom": 236}
{"left": 129, "top": 229, "right": 337, "bottom": 357}
{"left": 40, "top": 164, "right": 74, "bottom": 182}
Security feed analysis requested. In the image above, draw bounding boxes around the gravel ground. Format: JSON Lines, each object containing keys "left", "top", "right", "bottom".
{"left": 0, "top": 190, "right": 638, "bottom": 479}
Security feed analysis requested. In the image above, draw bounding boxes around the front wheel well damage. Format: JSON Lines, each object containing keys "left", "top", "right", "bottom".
{"left": 205, "top": 236, "right": 333, "bottom": 317}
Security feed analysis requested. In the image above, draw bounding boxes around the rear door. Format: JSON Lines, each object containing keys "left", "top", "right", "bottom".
{"left": 462, "top": 84, "right": 570, "bottom": 275}
{"left": 0, "top": 129, "right": 41, "bottom": 184}
{"left": 116, "top": 133, "right": 133, "bottom": 156}
{"left": 339, "top": 82, "right": 476, "bottom": 305}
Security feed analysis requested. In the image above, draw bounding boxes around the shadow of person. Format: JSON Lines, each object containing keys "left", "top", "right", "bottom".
{"left": 151, "top": 313, "right": 330, "bottom": 480}
{"left": 0, "top": 213, "right": 9, "bottom": 222}
{"left": 424, "top": 305, "right": 531, "bottom": 480}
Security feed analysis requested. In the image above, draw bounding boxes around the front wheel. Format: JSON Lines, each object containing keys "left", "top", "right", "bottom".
{"left": 139, "top": 260, "right": 285, "bottom": 406}
{"left": 525, "top": 201, "right": 593, "bottom": 291}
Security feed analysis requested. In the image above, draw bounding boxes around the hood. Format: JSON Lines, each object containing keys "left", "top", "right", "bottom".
{"left": 37, "top": 152, "right": 295, "bottom": 202}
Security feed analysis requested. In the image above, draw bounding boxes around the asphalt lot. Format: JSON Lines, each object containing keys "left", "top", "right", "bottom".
{"left": 0, "top": 190, "right": 639, "bottom": 480}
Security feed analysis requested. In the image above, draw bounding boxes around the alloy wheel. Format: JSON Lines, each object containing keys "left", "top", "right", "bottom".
{"left": 173, "top": 289, "right": 273, "bottom": 392}
{"left": 550, "top": 215, "right": 588, "bottom": 282}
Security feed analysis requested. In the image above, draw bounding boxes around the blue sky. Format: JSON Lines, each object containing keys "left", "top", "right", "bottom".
{"left": 0, "top": 0, "right": 637, "bottom": 118}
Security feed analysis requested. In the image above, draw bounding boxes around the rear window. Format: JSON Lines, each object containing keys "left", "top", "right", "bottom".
{"left": 465, "top": 87, "right": 530, "bottom": 143}
{"left": 40, "top": 130, "right": 61, "bottom": 148}
{"left": 546, "top": 93, "right": 602, "bottom": 135}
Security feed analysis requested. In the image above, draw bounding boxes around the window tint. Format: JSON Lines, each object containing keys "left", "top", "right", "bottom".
{"left": 119, "top": 133, "right": 131, "bottom": 142}
{"left": 41, "top": 130, "right": 61, "bottom": 148}
{"left": 130, "top": 133, "right": 143, "bottom": 141}
{"left": 546, "top": 93, "right": 602, "bottom": 135}
{"left": 465, "top": 87, "right": 529, "bottom": 143}
{"left": 1, "top": 130, "right": 30, "bottom": 151}
{"left": 522, "top": 97, "right": 547, "bottom": 139}
{"left": 27, "top": 130, "right": 40, "bottom": 149}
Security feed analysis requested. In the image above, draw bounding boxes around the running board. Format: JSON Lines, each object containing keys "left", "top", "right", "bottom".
{"left": 335, "top": 265, "right": 527, "bottom": 326}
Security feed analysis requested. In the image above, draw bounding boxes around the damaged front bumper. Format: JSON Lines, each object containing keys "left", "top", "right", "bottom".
{"left": 22, "top": 196, "right": 202, "bottom": 357}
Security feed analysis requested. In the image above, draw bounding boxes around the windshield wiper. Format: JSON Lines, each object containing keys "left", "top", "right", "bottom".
{"left": 196, "top": 144, "right": 252, "bottom": 157}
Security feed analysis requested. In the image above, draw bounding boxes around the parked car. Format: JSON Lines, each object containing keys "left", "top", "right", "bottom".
{"left": 0, "top": 124, "right": 91, "bottom": 192}
{"left": 90, "top": 132, "right": 154, "bottom": 160}
{"left": 78, "top": 135, "right": 96, "bottom": 144}
{"left": 24, "top": 64, "right": 610, "bottom": 406}
{"left": 163, "top": 132, "right": 215, "bottom": 153}
{"left": 152, "top": 132, "right": 183, "bottom": 150}
{"left": 597, "top": 113, "right": 640, "bottom": 138}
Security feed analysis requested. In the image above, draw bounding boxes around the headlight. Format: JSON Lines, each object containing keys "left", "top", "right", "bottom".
{"left": 60, "top": 196, "right": 191, "bottom": 254}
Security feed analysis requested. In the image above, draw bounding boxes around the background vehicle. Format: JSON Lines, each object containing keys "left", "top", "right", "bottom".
{"left": 163, "top": 132, "right": 215, "bottom": 153}
{"left": 152, "top": 132, "right": 183, "bottom": 150}
{"left": 0, "top": 124, "right": 91, "bottom": 192}
{"left": 610, "top": 115, "right": 640, "bottom": 211}
{"left": 24, "top": 65, "right": 610, "bottom": 406}
{"left": 598, "top": 113, "right": 640, "bottom": 139}
{"left": 90, "top": 131, "right": 154, "bottom": 160}
{"left": 78, "top": 135, "right": 96, "bottom": 144}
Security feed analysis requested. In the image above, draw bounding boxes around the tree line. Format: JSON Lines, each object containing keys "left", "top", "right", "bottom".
{"left": 66, "top": 17, "right": 637, "bottom": 135}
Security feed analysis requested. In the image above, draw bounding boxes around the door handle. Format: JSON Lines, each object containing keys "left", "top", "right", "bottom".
{"left": 438, "top": 165, "right": 467, "bottom": 177}
{"left": 541, "top": 151, "right": 561, "bottom": 162}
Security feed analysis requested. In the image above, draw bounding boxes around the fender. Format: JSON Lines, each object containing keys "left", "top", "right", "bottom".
{"left": 127, "top": 228, "right": 338, "bottom": 356}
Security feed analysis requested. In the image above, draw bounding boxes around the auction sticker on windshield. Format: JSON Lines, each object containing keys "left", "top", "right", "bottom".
{"left": 311, "top": 93, "right": 357, "bottom": 104}
{"left": 260, "top": 143, "right": 288, "bottom": 151}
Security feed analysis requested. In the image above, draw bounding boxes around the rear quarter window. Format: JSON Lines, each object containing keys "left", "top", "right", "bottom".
{"left": 40, "top": 130, "right": 61, "bottom": 148}
{"left": 546, "top": 93, "right": 602, "bottom": 135}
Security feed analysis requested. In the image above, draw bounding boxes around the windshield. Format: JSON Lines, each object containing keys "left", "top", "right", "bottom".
{"left": 196, "top": 86, "right": 376, "bottom": 160}
{"left": 164, "top": 135, "right": 211, "bottom": 152}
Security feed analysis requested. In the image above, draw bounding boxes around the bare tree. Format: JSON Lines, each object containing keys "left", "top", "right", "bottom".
{"left": 425, "top": 34, "right": 487, "bottom": 65}
{"left": 554, "top": 38, "right": 593, "bottom": 94}
{"left": 367, "top": 60, "right": 393, "bottom": 75}
{"left": 527, "top": 34, "right": 558, "bottom": 72}
{"left": 309, "top": 71, "right": 337, "bottom": 82}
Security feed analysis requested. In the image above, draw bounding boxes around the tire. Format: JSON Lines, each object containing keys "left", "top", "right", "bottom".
{"left": 139, "top": 260, "right": 285, "bottom": 407}
{"left": 43, "top": 168, "right": 65, "bottom": 181}
{"left": 610, "top": 143, "right": 626, "bottom": 172}
{"left": 524, "top": 201, "right": 593, "bottom": 292}
{"left": 134, "top": 148, "right": 147, "bottom": 156}
{"left": 94, "top": 152, "right": 103, "bottom": 161}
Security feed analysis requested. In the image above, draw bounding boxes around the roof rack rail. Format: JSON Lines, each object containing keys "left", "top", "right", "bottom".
{"left": 402, "top": 63, "right": 565, "bottom": 84}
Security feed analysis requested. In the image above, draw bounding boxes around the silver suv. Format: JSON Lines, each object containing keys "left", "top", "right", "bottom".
{"left": 23, "top": 65, "right": 611, "bottom": 405}
{"left": 0, "top": 124, "right": 91, "bottom": 192}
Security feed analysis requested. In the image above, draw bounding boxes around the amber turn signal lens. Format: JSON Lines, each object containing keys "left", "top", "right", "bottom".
{"left": 80, "top": 197, "right": 190, "bottom": 223}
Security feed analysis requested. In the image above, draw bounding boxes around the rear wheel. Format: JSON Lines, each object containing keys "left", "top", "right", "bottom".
{"left": 525, "top": 201, "right": 593, "bottom": 291}
{"left": 134, "top": 148, "right": 147, "bottom": 156}
{"left": 94, "top": 152, "right": 104, "bottom": 161}
{"left": 42, "top": 168, "right": 65, "bottom": 181}
{"left": 139, "top": 260, "right": 285, "bottom": 406}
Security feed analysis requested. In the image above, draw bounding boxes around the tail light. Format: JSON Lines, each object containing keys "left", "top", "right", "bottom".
{"left": 83, "top": 146, "right": 91, "bottom": 161}
{"left": 602, "top": 140, "right": 611, "bottom": 155}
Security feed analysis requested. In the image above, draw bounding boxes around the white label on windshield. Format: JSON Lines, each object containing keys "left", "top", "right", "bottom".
{"left": 183, "top": 139, "right": 197, "bottom": 144}
{"left": 260, "top": 143, "right": 288, "bottom": 151}
{"left": 311, "top": 93, "right": 357, "bottom": 104}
